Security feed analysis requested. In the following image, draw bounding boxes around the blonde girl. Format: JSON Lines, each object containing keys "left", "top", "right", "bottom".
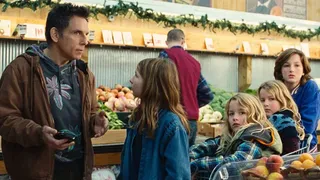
{"left": 120, "top": 58, "right": 190, "bottom": 180}
{"left": 258, "top": 80, "right": 305, "bottom": 155}
{"left": 190, "top": 93, "right": 282, "bottom": 175}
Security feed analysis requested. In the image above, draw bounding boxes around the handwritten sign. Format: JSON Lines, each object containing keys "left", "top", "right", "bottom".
{"left": 102, "top": 30, "right": 113, "bottom": 44}
{"left": 143, "top": 33, "right": 153, "bottom": 47}
{"left": 152, "top": 34, "right": 167, "bottom": 47}
{"left": 0, "top": 20, "right": 11, "bottom": 36}
{"left": 300, "top": 43, "right": 310, "bottom": 57}
{"left": 122, "top": 32, "right": 133, "bottom": 45}
{"left": 19, "top": 24, "right": 45, "bottom": 39}
{"left": 112, "top": 31, "right": 124, "bottom": 44}
{"left": 242, "top": 41, "right": 251, "bottom": 53}
{"left": 205, "top": 38, "right": 214, "bottom": 50}
{"left": 260, "top": 43, "right": 269, "bottom": 55}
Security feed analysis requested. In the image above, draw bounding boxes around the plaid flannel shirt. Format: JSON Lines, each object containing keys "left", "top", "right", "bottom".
{"left": 159, "top": 49, "right": 213, "bottom": 107}
{"left": 189, "top": 138, "right": 263, "bottom": 175}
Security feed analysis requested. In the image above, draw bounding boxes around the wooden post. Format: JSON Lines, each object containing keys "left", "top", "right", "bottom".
{"left": 82, "top": 47, "right": 88, "bottom": 62}
{"left": 238, "top": 55, "right": 252, "bottom": 92}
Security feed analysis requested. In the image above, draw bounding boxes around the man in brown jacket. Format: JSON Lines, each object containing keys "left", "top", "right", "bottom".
{"left": 0, "top": 3, "right": 108, "bottom": 180}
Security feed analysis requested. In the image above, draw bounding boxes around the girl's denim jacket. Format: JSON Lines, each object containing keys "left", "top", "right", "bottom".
{"left": 120, "top": 109, "right": 191, "bottom": 180}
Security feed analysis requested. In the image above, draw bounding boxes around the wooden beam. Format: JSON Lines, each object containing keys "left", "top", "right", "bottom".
{"left": 1, "top": 7, "right": 320, "bottom": 59}
{"left": 238, "top": 55, "right": 252, "bottom": 92}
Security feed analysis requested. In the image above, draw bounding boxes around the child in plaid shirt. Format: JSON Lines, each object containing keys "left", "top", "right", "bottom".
{"left": 189, "top": 93, "right": 283, "bottom": 176}
{"left": 258, "top": 80, "right": 305, "bottom": 155}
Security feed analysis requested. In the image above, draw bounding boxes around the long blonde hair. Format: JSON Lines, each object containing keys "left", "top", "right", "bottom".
{"left": 218, "top": 93, "right": 274, "bottom": 154}
{"left": 222, "top": 93, "right": 274, "bottom": 137}
{"left": 258, "top": 80, "right": 305, "bottom": 140}
{"left": 130, "top": 58, "right": 189, "bottom": 137}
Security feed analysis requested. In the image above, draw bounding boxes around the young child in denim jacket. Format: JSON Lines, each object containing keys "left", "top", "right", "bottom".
{"left": 120, "top": 58, "right": 190, "bottom": 180}
{"left": 258, "top": 80, "right": 305, "bottom": 155}
{"left": 189, "top": 93, "right": 282, "bottom": 176}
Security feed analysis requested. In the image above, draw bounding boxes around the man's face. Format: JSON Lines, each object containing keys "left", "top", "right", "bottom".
{"left": 56, "top": 16, "right": 89, "bottom": 60}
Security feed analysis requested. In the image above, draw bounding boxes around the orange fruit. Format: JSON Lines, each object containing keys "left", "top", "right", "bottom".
{"left": 299, "top": 153, "right": 314, "bottom": 163}
{"left": 290, "top": 160, "right": 303, "bottom": 169}
{"left": 315, "top": 154, "right": 320, "bottom": 166}
{"left": 302, "top": 159, "right": 316, "bottom": 170}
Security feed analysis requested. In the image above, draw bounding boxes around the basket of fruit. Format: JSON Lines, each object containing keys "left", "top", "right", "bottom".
{"left": 208, "top": 153, "right": 320, "bottom": 180}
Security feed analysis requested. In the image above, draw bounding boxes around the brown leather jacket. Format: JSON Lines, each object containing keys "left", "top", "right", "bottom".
{"left": 0, "top": 53, "right": 98, "bottom": 180}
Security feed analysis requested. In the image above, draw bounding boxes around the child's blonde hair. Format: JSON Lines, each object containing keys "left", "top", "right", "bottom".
{"left": 258, "top": 80, "right": 305, "bottom": 140}
{"left": 223, "top": 93, "right": 274, "bottom": 136}
{"left": 217, "top": 93, "right": 275, "bottom": 155}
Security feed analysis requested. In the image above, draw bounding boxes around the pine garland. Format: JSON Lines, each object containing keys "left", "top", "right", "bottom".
{"left": 1, "top": 0, "right": 319, "bottom": 41}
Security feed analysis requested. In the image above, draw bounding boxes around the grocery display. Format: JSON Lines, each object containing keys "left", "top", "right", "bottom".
{"left": 198, "top": 105, "right": 223, "bottom": 123}
{"left": 208, "top": 86, "right": 257, "bottom": 119}
{"left": 96, "top": 84, "right": 139, "bottom": 129}
{"left": 98, "top": 103, "right": 124, "bottom": 130}
{"left": 96, "top": 84, "right": 138, "bottom": 112}
{"left": 210, "top": 153, "right": 320, "bottom": 180}
{"left": 208, "top": 85, "right": 233, "bottom": 118}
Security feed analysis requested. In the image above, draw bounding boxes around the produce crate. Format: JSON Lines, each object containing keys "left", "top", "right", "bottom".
{"left": 92, "top": 129, "right": 126, "bottom": 144}
{"left": 197, "top": 122, "right": 223, "bottom": 138}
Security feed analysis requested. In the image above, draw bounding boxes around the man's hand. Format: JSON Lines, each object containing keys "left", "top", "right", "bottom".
{"left": 94, "top": 111, "right": 109, "bottom": 138}
{"left": 42, "top": 126, "right": 74, "bottom": 150}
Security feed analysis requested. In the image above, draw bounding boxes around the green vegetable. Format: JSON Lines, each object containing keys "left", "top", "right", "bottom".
{"left": 208, "top": 85, "right": 234, "bottom": 119}
{"left": 98, "top": 102, "right": 124, "bottom": 129}
{"left": 208, "top": 85, "right": 258, "bottom": 119}
{"left": 244, "top": 89, "right": 258, "bottom": 96}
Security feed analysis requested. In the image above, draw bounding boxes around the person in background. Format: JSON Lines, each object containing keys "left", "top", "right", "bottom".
{"left": 159, "top": 28, "right": 214, "bottom": 146}
{"left": 120, "top": 58, "right": 191, "bottom": 180}
{"left": 274, "top": 48, "right": 320, "bottom": 152}
{"left": 0, "top": 4, "right": 108, "bottom": 180}
{"left": 190, "top": 93, "right": 282, "bottom": 177}
{"left": 258, "top": 80, "right": 305, "bottom": 155}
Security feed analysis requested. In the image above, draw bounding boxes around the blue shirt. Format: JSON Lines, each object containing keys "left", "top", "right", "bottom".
{"left": 292, "top": 80, "right": 320, "bottom": 149}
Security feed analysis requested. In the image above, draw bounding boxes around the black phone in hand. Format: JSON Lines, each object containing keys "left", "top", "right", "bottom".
{"left": 54, "top": 131, "right": 76, "bottom": 143}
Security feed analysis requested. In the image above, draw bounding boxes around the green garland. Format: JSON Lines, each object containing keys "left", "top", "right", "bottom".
{"left": 1, "top": 0, "right": 320, "bottom": 41}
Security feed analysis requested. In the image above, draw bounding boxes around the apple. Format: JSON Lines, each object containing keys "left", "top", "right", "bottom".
{"left": 266, "top": 155, "right": 284, "bottom": 173}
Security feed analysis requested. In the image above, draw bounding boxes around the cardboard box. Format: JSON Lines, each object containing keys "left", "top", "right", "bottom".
{"left": 198, "top": 122, "right": 223, "bottom": 138}
{"left": 92, "top": 129, "right": 126, "bottom": 144}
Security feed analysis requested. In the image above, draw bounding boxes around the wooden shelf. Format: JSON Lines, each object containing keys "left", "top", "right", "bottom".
{"left": 1, "top": 7, "right": 320, "bottom": 60}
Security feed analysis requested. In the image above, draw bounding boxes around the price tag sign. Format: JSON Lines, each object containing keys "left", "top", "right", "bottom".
{"left": 143, "top": 33, "right": 153, "bottom": 47}
{"left": 122, "top": 32, "right": 133, "bottom": 45}
{"left": 205, "top": 38, "right": 214, "bottom": 50}
{"left": 102, "top": 30, "right": 113, "bottom": 44}
{"left": 242, "top": 41, "right": 251, "bottom": 53}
